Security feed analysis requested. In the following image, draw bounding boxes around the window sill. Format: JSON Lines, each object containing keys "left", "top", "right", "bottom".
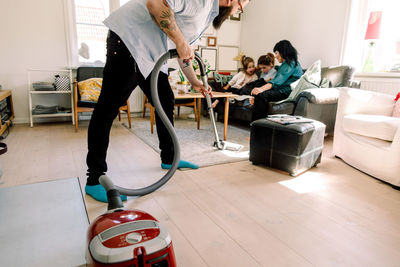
{"left": 354, "top": 72, "right": 400, "bottom": 78}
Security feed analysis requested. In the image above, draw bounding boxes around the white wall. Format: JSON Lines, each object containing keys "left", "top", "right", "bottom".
{"left": 0, "top": 0, "right": 242, "bottom": 124}
{"left": 217, "top": 20, "right": 241, "bottom": 46}
{"left": 0, "top": 0, "right": 69, "bottom": 123}
{"left": 240, "top": 0, "right": 350, "bottom": 69}
{"left": 1, "top": 0, "right": 350, "bottom": 123}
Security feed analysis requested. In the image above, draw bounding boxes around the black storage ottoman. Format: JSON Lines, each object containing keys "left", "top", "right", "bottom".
{"left": 250, "top": 118, "right": 326, "bottom": 176}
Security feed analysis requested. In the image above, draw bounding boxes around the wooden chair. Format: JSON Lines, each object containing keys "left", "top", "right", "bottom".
{"left": 74, "top": 67, "right": 131, "bottom": 132}
{"left": 143, "top": 95, "right": 197, "bottom": 134}
{"left": 142, "top": 96, "right": 156, "bottom": 134}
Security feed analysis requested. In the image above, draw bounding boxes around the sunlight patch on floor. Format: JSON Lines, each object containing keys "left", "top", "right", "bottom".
{"left": 219, "top": 149, "right": 249, "bottom": 158}
{"left": 279, "top": 172, "right": 327, "bottom": 194}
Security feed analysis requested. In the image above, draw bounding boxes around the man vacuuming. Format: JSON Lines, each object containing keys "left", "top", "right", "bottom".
{"left": 85, "top": 0, "right": 251, "bottom": 203}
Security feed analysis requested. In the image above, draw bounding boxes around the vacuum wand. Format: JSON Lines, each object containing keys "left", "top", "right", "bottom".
{"left": 194, "top": 53, "right": 223, "bottom": 149}
{"left": 193, "top": 53, "right": 243, "bottom": 151}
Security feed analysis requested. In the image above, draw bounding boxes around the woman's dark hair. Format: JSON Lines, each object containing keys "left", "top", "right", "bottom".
{"left": 257, "top": 53, "right": 275, "bottom": 67}
{"left": 241, "top": 55, "right": 254, "bottom": 73}
{"left": 273, "top": 40, "right": 298, "bottom": 66}
{"left": 213, "top": 6, "right": 233, "bottom": 29}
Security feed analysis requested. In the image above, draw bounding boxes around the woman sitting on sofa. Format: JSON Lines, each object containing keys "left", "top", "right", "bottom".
{"left": 250, "top": 40, "right": 303, "bottom": 121}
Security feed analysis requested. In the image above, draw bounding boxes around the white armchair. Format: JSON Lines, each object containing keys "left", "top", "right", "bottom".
{"left": 333, "top": 87, "right": 400, "bottom": 187}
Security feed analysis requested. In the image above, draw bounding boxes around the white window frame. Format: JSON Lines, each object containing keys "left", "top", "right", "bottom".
{"left": 63, "top": 0, "right": 121, "bottom": 68}
{"left": 340, "top": 0, "right": 400, "bottom": 77}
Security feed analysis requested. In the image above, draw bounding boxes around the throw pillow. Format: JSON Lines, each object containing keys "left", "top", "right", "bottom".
{"left": 392, "top": 92, "right": 400, "bottom": 117}
{"left": 276, "top": 60, "right": 322, "bottom": 104}
{"left": 320, "top": 77, "right": 330, "bottom": 88}
{"left": 213, "top": 72, "right": 234, "bottom": 90}
{"left": 78, "top": 78, "right": 102, "bottom": 102}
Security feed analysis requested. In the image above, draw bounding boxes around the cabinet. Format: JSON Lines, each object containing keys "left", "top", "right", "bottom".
{"left": 28, "top": 69, "right": 74, "bottom": 127}
{"left": 0, "top": 90, "right": 14, "bottom": 136}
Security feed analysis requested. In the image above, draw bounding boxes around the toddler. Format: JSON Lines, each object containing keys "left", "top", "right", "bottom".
{"left": 212, "top": 56, "right": 258, "bottom": 108}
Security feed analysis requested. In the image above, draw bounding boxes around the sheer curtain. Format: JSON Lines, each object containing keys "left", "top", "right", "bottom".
{"left": 64, "top": 0, "right": 121, "bottom": 66}
{"left": 340, "top": 0, "right": 369, "bottom": 71}
{"left": 341, "top": 0, "right": 400, "bottom": 73}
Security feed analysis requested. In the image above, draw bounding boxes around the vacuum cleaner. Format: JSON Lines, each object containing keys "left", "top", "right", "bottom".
{"left": 86, "top": 50, "right": 181, "bottom": 267}
{"left": 86, "top": 49, "right": 242, "bottom": 266}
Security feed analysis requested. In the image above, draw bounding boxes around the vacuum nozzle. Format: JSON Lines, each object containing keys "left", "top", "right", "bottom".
{"left": 99, "top": 175, "right": 124, "bottom": 210}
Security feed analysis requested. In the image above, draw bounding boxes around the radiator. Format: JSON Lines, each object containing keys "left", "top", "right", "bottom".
{"left": 354, "top": 74, "right": 400, "bottom": 95}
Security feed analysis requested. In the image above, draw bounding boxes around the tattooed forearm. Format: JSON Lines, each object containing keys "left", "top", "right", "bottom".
{"left": 159, "top": 10, "right": 175, "bottom": 31}
{"left": 150, "top": 15, "right": 159, "bottom": 27}
{"left": 147, "top": 0, "right": 181, "bottom": 39}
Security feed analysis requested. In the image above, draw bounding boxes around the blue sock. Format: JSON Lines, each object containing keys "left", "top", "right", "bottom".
{"left": 85, "top": 184, "right": 127, "bottom": 203}
{"left": 161, "top": 160, "right": 199, "bottom": 170}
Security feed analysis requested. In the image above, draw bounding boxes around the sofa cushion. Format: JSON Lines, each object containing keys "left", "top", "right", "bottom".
{"left": 298, "top": 88, "right": 339, "bottom": 104}
{"left": 284, "top": 60, "right": 321, "bottom": 102}
{"left": 321, "top": 65, "right": 355, "bottom": 87}
{"left": 343, "top": 114, "right": 400, "bottom": 141}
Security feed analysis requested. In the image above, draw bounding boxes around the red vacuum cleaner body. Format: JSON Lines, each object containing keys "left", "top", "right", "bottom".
{"left": 87, "top": 209, "right": 177, "bottom": 267}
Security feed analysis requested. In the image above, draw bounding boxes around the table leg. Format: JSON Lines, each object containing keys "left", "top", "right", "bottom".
{"left": 197, "top": 98, "right": 201, "bottom": 130}
{"left": 224, "top": 97, "right": 230, "bottom": 140}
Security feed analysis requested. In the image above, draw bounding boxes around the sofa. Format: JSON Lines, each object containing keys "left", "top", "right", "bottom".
{"left": 214, "top": 65, "right": 359, "bottom": 134}
{"left": 333, "top": 87, "right": 400, "bottom": 187}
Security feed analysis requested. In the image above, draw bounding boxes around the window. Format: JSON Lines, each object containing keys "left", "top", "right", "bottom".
{"left": 64, "top": 0, "right": 122, "bottom": 66}
{"left": 342, "top": 0, "right": 400, "bottom": 73}
{"left": 74, "top": 0, "right": 109, "bottom": 63}
{"left": 119, "top": 0, "right": 130, "bottom": 6}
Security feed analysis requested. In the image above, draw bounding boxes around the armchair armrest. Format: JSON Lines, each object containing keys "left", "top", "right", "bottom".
{"left": 393, "top": 122, "right": 400, "bottom": 148}
{"left": 296, "top": 88, "right": 339, "bottom": 105}
{"left": 337, "top": 87, "right": 395, "bottom": 117}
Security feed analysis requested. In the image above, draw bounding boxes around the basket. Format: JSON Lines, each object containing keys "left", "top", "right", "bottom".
{"left": 55, "top": 75, "right": 70, "bottom": 91}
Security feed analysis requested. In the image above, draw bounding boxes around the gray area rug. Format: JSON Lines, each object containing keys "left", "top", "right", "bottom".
{"left": 123, "top": 117, "right": 250, "bottom": 168}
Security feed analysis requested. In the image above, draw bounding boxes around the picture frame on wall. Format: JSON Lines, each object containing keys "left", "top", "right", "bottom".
{"left": 217, "top": 45, "right": 239, "bottom": 72}
{"left": 230, "top": 13, "right": 241, "bottom": 21}
{"left": 200, "top": 48, "right": 217, "bottom": 71}
{"left": 207, "top": 37, "right": 217, "bottom": 47}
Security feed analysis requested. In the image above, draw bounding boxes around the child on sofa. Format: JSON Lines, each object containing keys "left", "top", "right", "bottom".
{"left": 212, "top": 55, "right": 258, "bottom": 108}
{"left": 239, "top": 53, "right": 277, "bottom": 96}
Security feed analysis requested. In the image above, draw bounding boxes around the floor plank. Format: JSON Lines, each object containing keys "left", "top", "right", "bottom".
{"left": 1, "top": 120, "right": 400, "bottom": 266}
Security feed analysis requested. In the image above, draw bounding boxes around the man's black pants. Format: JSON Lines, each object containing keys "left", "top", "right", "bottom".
{"left": 86, "top": 31, "right": 175, "bottom": 185}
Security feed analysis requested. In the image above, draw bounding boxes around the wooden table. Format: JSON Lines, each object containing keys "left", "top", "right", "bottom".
{"left": 174, "top": 91, "right": 237, "bottom": 140}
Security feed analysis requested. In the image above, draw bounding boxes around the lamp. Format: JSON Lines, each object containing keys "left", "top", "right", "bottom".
{"left": 362, "top": 11, "right": 382, "bottom": 72}
{"left": 233, "top": 51, "right": 243, "bottom": 61}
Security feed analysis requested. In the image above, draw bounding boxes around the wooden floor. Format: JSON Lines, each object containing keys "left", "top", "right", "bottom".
{"left": 1, "top": 119, "right": 400, "bottom": 266}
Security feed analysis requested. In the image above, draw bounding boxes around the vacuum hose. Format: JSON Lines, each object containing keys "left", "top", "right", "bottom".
{"left": 100, "top": 50, "right": 210, "bottom": 209}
